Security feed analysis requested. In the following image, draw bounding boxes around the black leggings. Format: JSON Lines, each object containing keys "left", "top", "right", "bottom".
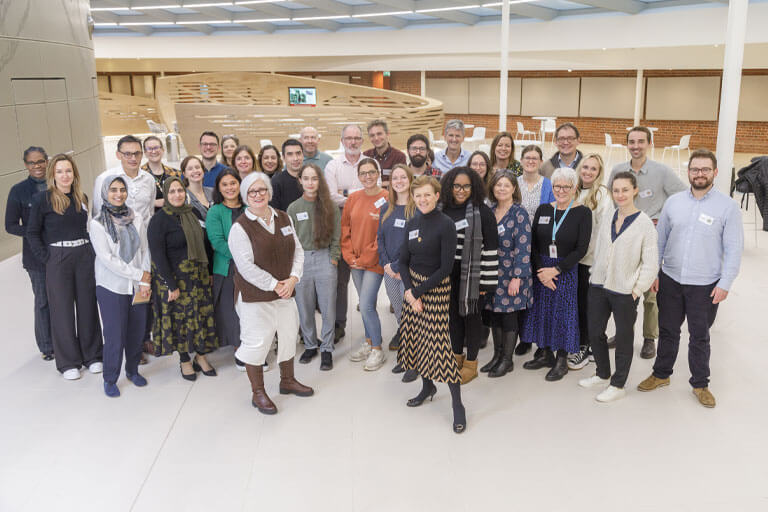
{"left": 449, "top": 277, "right": 483, "bottom": 360}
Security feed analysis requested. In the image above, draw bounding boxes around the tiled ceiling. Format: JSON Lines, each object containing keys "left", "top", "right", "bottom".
{"left": 90, "top": 0, "right": 730, "bottom": 36}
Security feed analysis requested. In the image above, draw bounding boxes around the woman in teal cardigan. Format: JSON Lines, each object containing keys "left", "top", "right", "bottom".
{"left": 206, "top": 169, "right": 246, "bottom": 370}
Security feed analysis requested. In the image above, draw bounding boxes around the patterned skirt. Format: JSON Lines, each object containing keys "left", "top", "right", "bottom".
{"left": 152, "top": 259, "right": 219, "bottom": 356}
{"left": 397, "top": 270, "right": 460, "bottom": 384}
{"left": 520, "top": 256, "right": 579, "bottom": 353}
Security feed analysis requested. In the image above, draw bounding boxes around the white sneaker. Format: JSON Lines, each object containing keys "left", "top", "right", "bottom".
{"left": 62, "top": 368, "right": 81, "bottom": 380}
{"left": 88, "top": 362, "right": 103, "bottom": 374}
{"left": 363, "top": 349, "right": 386, "bottom": 371}
{"left": 349, "top": 341, "right": 372, "bottom": 362}
{"left": 596, "top": 385, "right": 626, "bottom": 403}
{"left": 579, "top": 374, "right": 609, "bottom": 388}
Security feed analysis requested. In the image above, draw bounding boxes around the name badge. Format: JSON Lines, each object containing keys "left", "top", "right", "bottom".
{"left": 374, "top": 197, "right": 386, "bottom": 209}
{"left": 639, "top": 189, "right": 653, "bottom": 199}
{"left": 698, "top": 213, "right": 714, "bottom": 226}
{"left": 539, "top": 216, "right": 551, "bottom": 224}
{"left": 549, "top": 244, "right": 558, "bottom": 258}
{"left": 296, "top": 211, "right": 309, "bottom": 221}
{"left": 280, "top": 226, "right": 294, "bottom": 236}
{"left": 455, "top": 219, "right": 469, "bottom": 230}
{"left": 409, "top": 229, "right": 419, "bottom": 240}
{"left": 497, "top": 224, "right": 505, "bottom": 235}
{"left": 394, "top": 218, "right": 406, "bottom": 228}
{"left": 382, "top": 168, "right": 392, "bottom": 176}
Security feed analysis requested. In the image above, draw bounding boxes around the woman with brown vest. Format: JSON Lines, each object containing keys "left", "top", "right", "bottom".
{"left": 228, "top": 171, "right": 313, "bottom": 414}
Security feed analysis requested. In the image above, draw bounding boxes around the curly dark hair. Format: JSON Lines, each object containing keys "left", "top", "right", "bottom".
{"left": 440, "top": 166, "right": 487, "bottom": 208}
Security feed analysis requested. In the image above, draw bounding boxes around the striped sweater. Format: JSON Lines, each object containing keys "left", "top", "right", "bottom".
{"left": 441, "top": 202, "right": 500, "bottom": 293}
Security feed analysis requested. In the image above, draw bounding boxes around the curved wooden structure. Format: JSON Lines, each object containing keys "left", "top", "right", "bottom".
{"left": 155, "top": 72, "right": 444, "bottom": 152}
{"left": 99, "top": 92, "right": 161, "bottom": 136}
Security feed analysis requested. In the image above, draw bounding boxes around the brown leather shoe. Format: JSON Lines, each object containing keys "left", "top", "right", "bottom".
{"left": 637, "top": 374, "right": 670, "bottom": 392}
{"left": 460, "top": 359, "right": 478, "bottom": 384}
{"left": 454, "top": 353, "right": 465, "bottom": 370}
{"left": 279, "top": 358, "right": 314, "bottom": 397}
{"left": 245, "top": 364, "right": 277, "bottom": 414}
{"left": 640, "top": 338, "right": 656, "bottom": 359}
{"left": 693, "top": 387, "right": 716, "bottom": 408}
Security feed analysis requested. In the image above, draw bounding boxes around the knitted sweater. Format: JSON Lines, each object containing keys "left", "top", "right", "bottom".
{"left": 590, "top": 208, "right": 659, "bottom": 297}
{"left": 578, "top": 186, "right": 613, "bottom": 267}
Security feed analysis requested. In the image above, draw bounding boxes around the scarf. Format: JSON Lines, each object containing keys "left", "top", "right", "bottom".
{"left": 162, "top": 177, "right": 208, "bottom": 265}
{"left": 97, "top": 175, "right": 140, "bottom": 263}
{"left": 458, "top": 201, "right": 483, "bottom": 316}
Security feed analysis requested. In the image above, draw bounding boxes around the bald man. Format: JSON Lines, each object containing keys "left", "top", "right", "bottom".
{"left": 300, "top": 126, "right": 332, "bottom": 171}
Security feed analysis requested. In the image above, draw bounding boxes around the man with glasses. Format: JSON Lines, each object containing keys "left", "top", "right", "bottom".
{"left": 406, "top": 134, "right": 441, "bottom": 178}
{"left": 324, "top": 124, "right": 368, "bottom": 342}
{"left": 363, "top": 119, "right": 406, "bottom": 186}
{"left": 300, "top": 126, "right": 332, "bottom": 172}
{"left": 199, "top": 131, "right": 227, "bottom": 188}
{"left": 140, "top": 136, "right": 180, "bottom": 211}
{"left": 608, "top": 126, "right": 687, "bottom": 359}
{"left": 270, "top": 139, "right": 304, "bottom": 211}
{"left": 5, "top": 146, "right": 53, "bottom": 360}
{"left": 434, "top": 119, "right": 470, "bottom": 175}
{"left": 539, "top": 122, "right": 583, "bottom": 178}
{"left": 637, "top": 149, "right": 742, "bottom": 408}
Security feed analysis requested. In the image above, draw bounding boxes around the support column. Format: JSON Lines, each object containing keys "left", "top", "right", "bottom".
{"left": 420, "top": 70, "right": 425, "bottom": 97}
{"left": 633, "top": 69, "right": 644, "bottom": 127}
{"left": 715, "top": 0, "right": 748, "bottom": 193}
{"left": 498, "top": 0, "right": 510, "bottom": 131}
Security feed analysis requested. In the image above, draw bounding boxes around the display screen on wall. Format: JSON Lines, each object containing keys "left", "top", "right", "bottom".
{"left": 289, "top": 87, "right": 317, "bottom": 106}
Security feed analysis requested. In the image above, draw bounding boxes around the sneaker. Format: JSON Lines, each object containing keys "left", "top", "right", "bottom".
{"left": 299, "top": 348, "right": 318, "bottom": 364}
{"left": 596, "top": 385, "right": 626, "bottom": 403}
{"left": 320, "top": 352, "right": 333, "bottom": 371}
{"left": 693, "top": 387, "right": 716, "bottom": 408}
{"left": 126, "top": 373, "right": 148, "bottom": 387}
{"left": 104, "top": 381, "right": 120, "bottom": 397}
{"left": 637, "top": 374, "right": 670, "bottom": 392}
{"left": 588, "top": 353, "right": 595, "bottom": 363}
{"left": 41, "top": 353, "right": 54, "bottom": 361}
{"left": 363, "top": 349, "right": 386, "bottom": 371}
{"left": 88, "top": 362, "right": 103, "bottom": 374}
{"left": 62, "top": 368, "right": 81, "bottom": 380}
{"left": 579, "top": 374, "right": 609, "bottom": 388}
{"left": 349, "top": 341, "right": 372, "bottom": 362}
{"left": 567, "top": 347, "right": 590, "bottom": 370}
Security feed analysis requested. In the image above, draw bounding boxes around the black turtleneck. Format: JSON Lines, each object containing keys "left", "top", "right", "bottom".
{"left": 399, "top": 208, "right": 457, "bottom": 299}
{"left": 27, "top": 191, "right": 90, "bottom": 263}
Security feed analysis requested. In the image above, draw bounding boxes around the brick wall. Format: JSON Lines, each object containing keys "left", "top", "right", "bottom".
{"left": 390, "top": 71, "right": 421, "bottom": 95}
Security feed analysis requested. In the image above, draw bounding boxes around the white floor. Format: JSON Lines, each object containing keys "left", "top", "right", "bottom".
{"left": 2, "top": 213, "right": 768, "bottom": 512}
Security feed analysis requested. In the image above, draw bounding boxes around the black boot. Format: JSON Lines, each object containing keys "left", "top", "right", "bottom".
{"left": 545, "top": 351, "right": 569, "bottom": 381}
{"left": 388, "top": 332, "right": 400, "bottom": 351}
{"left": 489, "top": 330, "right": 517, "bottom": 378}
{"left": 480, "top": 327, "right": 503, "bottom": 373}
{"left": 523, "top": 347, "right": 555, "bottom": 370}
{"left": 479, "top": 326, "right": 490, "bottom": 349}
{"left": 515, "top": 341, "right": 532, "bottom": 355}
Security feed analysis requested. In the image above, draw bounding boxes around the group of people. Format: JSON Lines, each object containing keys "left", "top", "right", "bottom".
{"left": 5, "top": 118, "right": 743, "bottom": 433}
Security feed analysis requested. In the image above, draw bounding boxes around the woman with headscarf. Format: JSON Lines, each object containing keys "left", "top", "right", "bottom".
{"left": 90, "top": 175, "right": 152, "bottom": 397}
{"left": 147, "top": 177, "right": 218, "bottom": 381}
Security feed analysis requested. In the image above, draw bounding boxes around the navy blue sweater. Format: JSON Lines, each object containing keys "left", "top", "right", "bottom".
{"left": 377, "top": 203, "right": 415, "bottom": 275}
{"left": 5, "top": 176, "right": 47, "bottom": 271}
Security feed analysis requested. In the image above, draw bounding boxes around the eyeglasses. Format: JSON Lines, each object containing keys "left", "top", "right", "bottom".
{"left": 119, "top": 151, "right": 142, "bottom": 160}
{"left": 144, "top": 145, "right": 163, "bottom": 153}
{"left": 247, "top": 188, "right": 269, "bottom": 197}
{"left": 343, "top": 136, "right": 363, "bottom": 143}
{"left": 25, "top": 159, "right": 47, "bottom": 166}
{"left": 359, "top": 170, "right": 378, "bottom": 178}
{"left": 409, "top": 146, "right": 428, "bottom": 153}
{"left": 556, "top": 136, "right": 577, "bottom": 143}
{"left": 553, "top": 185, "right": 573, "bottom": 191}
{"left": 522, "top": 156, "right": 540, "bottom": 162}
{"left": 689, "top": 167, "right": 714, "bottom": 175}
{"left": 200, "top": 142, "right": 218, "bottom": 148}
{"left": 452, "top": 184, "right": 472, "bottom": 192}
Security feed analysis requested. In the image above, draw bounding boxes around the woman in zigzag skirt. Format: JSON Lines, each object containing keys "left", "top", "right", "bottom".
{"left": 396, "top": 175, "right": 466, "bottom": 434}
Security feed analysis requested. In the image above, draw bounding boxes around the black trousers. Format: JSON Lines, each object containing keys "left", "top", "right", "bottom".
{"left": 27, "top": 268, "right": 53, "bottom": 355}
{"left": 653, "top": 272, "right": 719, "bottom": 389}
{"left": 449, "top": 276, "right": 482, "bottom": 360}
{"left": 588, "top": 286, "right": 638, "bottom": 388}
{"left": 96, "top": 286, "right": 147, "bottom": 384}
{"left": 335, "top": 257, "right": 350, "bottom": 328}
{"left": 577, "top": 264, "right": 591, "bottom": 348}
{"left": 46, "top": 245, "right": 103, "bottom": 373}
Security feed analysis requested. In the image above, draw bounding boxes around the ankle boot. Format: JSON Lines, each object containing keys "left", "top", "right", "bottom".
{"left": 489, "top": 330, "right": 517, "bottom": 378}
{"left": 279, "top": 358, "right": 314, "bottom": 397}
{"left": 245, "top": 364, "right": 277, "bottom": 415}
{"left": 545, "top": 352, "right": 569, "bottom": 381}
{"left": 523, "top": 347, "right": 555, "bottom": 370}
{"left": 454, "top": 353, "right": 465, "bottom": 370}
{"left": 460, "top": 358, "right": 478, "bottom": 384}
{"left": 480, "top": 327, "right": 503, "bottom": 373}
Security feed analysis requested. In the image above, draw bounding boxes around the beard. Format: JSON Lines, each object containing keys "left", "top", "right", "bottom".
{"left": 410, "top": 154, "right": 427, "bottom": 168}
{"left": 691, "top": 177, "right": 713, "bottom": 190}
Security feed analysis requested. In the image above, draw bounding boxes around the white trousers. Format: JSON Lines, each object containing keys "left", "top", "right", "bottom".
{"left": 235, "top": 296, "right": 299, "bottom": 365}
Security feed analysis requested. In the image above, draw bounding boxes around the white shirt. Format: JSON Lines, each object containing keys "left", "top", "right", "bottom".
{"left": 324, "top": 153, "right": 365, "bottom": 207}
{"left": 92, "top": 168, "right": 156, "bottom": 230}
{"left": 89, "top": 216, "right": 151, "bottom": 295}
{"left": 228, "top": 207, "right": 304, "bottom": 292}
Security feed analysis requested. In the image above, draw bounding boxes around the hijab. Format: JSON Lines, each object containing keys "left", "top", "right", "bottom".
{"left": 162, "top": 177, "right": 208, "bottom": 264}
{"left": 97, "top": 175, "right": 139, "bottom": 263}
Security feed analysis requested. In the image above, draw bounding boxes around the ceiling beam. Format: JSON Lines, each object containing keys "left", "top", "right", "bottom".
{"left": 359, "top": 16, "right": 408, "bottom": 29}
{"left": 574, "top": 0, "right": 646, "bottom": 15}
{"left": 289, "top": 0, "right": 352, "bottom": 15}
{"left": 240, "top": 21, "right": 277, "bottom": 33}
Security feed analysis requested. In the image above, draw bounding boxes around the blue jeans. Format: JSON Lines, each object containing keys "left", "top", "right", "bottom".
{"left": 350, "top": 269, "right": 384, "bottom": 348}
{"left": 295, "top": 249, "right": 337, "bottom": 353}
{"left": 27, "top": 269, "right": 53, "bottom": 355}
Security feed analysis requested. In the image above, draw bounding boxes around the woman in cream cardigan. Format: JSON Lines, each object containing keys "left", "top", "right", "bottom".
{"left": 578, "top": 171, "right": 658, "bottom": 402}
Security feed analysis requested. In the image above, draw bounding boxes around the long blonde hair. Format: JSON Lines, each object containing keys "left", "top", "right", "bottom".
{"left": 47, "top": 154, "right": 88, "bottom": 215}
{"left": 576, "top": 153, "right": 608, "bottom": 211}
{"left": 382, "top": 164, "right": 416, "bottom": 221}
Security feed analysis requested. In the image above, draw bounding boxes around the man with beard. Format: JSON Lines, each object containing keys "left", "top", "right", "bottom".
{"left": 608, "top": 126, "right": 686, "bottom": 359}
{"left": 637, "top": 149, "right": 743, "bottom": 408}
{"left": 199, "top": 131, "right": 228, "bottom": 188}
{"left": 406, "top": 134, "right": 442, "bottom": 178}
{"left": 363, "top": 119, "right": 406, "bottom": 186}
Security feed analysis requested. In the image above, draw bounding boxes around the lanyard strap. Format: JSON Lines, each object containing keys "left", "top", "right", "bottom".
{"left": 551, "top": 200, "right": 573, "bottom": 242}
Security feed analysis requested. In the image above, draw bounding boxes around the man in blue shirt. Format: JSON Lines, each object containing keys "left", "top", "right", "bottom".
{"left": 199, "top": 131, "right": 227, "bottom": 188}
{"left": 4, "top": 146, "right": 53, "bottom": 360}
{"left": 638, "top": 149, "right": 743, "bottom": 408}
{"left": 433, "top": 119, "right": 470, "bottom": 175}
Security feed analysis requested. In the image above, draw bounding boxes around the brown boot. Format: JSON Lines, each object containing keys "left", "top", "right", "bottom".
{"left": 279, "top": 358, "right": 314, "bottom": 397}
{"left": 460, "top": 359, "right": 478, "bottom": 384}
{"left": 693, "top": 387, "right": 716, "bottom": 408}
{"left": 245, "top": 364, "right": 277, "bottom": 415}
{"left": 454, "top": 353, "right": 465, "bottom": 370}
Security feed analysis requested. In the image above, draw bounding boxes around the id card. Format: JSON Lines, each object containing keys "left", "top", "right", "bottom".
{"left": 280, "top": 226, "right": 294, "bottom": 236}
{"left": 698, "top": 213, "right": 714, "bottom": 226}
{"left": 639, "top": 189, "right": 653, "bottom": 199}
{"left": 394, "top": 218, "right": 406, "bottom": 228}
{"left": 539, "top": 216, "right": 551, "bottom": 224}
{"left": 409, "top": 229, "right": 419, "bottom": 240}
{"left": 497, "top": 224, "right": 505, "bottom": 235}
{"left": 296, "top": 212, "right": 309, "bottom": 221}
{"left": 374, "top": 197, "right": 386, "bottom": 209}
{"left": 455, "top": 219, "right": 469, "bottom": 230}
{"left": 549, "top": 244, "right": 558, "bottom": 258}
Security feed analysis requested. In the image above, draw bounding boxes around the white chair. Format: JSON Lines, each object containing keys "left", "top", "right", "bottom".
{"left": 662, "top": 134, "right": 691, "bottom": 175}
{"left": 146, "top": 120, "right": 167, "bottom": 134}
{"left": 604, "top": 133, "right": 628, "bottom": 169}
{"left": 516, "top": 121, "right": 537, "bottom": 142}
{"left": 464, "top": 126, "right": 486, "bottom": 151}
{"left": 478, "top": 143, "right": 491, "bottom": 155}
{"left": 540, "top": 118, "right": 556, "bottom": 147}
{"left": 429, "top": 129, "right": 447, "bottom": 150}
{"left": 259, "top": 138, "right": 273, "bottom": 149}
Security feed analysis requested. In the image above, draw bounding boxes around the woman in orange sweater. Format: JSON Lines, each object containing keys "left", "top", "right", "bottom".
{"left": 342, "top": 158, "right": 388, "bottom": 371}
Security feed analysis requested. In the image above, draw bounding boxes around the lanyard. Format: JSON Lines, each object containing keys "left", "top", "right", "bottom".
{"left": 551, "top": 200, "right": 573, "bottom": 242}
